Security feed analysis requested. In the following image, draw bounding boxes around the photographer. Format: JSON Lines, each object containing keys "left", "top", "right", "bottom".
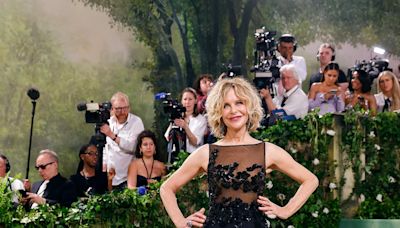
{"left": 193, "top": 74, "right": 213, "bottom": 114}
{"left": 277, "top": 34, "right": 307, "bottom": 82}
{"left": 260, "top": 65, "right": 308, "bottom": 120}
{"left": 164, "top": 88, "right": 207, "bottom": 153}
{"left": 100, "top": 92, "right": 144, "bottom": 190}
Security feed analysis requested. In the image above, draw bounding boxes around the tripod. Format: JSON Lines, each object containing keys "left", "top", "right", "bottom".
{"left": 166, "top": 125, "right": 186, "bottom": 165}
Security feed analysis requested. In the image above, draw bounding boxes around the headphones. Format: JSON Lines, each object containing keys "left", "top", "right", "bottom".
{"left": 0, "top": 154, "right": 10, "bottom": 173}
{"left": 278, "top": 34, "right": 297, "bottom": 52}
{"left": 317, "top": 43, "right": 336, "bottom": 61}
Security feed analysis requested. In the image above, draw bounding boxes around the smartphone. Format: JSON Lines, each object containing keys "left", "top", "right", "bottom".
{"left": 18, "top": 189, "right": 27, "bottom": 197}
{"left": 329, "top": 89, "right": 337, "bottom": 94}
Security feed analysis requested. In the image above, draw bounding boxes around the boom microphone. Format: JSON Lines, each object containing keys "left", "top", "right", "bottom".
{"left": 27, "top": 88, "right": 40, "bottom": 100}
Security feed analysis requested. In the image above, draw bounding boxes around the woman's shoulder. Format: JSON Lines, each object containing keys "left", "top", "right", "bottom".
{"left": 154, "top": 160, "right": 166, "bottom": 169}
{"left": 310, "top": 82, "right": 323, "bottom": 90}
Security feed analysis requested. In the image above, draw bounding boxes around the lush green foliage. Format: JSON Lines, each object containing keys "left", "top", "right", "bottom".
{"left": 1, "top": 111, "right": 398, "bottom": 227}
{"left": 0, "top": 1, "right": 154, "bottom": 180}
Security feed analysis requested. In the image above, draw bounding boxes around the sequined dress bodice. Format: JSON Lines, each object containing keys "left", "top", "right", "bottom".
{"left": 205, "top": 142, "right": 270, "bottom": 228}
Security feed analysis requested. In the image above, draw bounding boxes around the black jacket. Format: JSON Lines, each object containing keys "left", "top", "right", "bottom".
{"left": 31, "top": 173, "right": 77, "bottom": 207}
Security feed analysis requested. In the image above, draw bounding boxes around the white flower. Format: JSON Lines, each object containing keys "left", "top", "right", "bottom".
{"left": 376, "top": 194, "right": 383, "bottom": 202}
{"left": 388, "top": 176, "right": 396, "bottom": 183}
{"left": 326, "top": 129, "right": 336, "bottom": 136}
{"left": 311, "top": 211, "right": 319, "bottom": 218}
{"left": 323, "top": 208, "right": 329, "bottom": 214}
{"left": 70, "top": 208, "right": 80, "bottom": 213}
{"left": 266, "top": 180, "right": 273, "bottom": 189}
{"left": 368, "top": 131, "right": 376, "bottom": 138}
{"left": 359, "top": 194, "right": 365, "bottom": 203}
{"left": 277, "top": 193, "right": 286, "bottom": 201}
{"left": 374, "top": 144, "right": 381, "bottom": 150}
{"left": 313, "top": 158, "right": 320, "bottom": 165}
{"left": 206, "top": 190, "right": 209, "bottom": 198}
{"left": 287, "top": 225, "right": 295, "bottom": 228}
{"left": 20, "top": 217, "right": 31, "bottom": 224}
{"left": 290, "top": 148, "right": 298, "bottom": 154}
{"left": 329, "top": 182, "right": 337, "bottom": 189}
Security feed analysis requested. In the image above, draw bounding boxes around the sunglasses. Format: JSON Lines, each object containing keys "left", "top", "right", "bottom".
{"left": 35, "top": 161, "right": 55, "bottom": 170}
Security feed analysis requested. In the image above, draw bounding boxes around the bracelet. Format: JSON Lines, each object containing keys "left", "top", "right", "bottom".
{"left": 112, "top": 134, "right": 118, "bottom": 141}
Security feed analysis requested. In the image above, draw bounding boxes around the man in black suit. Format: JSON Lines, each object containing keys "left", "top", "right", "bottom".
{"left": 24, "top": 149, "right": 77, "bottom": 208}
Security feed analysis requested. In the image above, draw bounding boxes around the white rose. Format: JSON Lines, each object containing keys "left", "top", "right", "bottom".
{"left": 290, "top": 148, "right": 298, "bottom": 154}
{"left": 277, "top": 193, "right": 286, "bottom": 201}
{"left": 326, "top": 129, "right": 336, "bottom": 136}
{"left": 311, "top": 211, "right": 319, "bottom": 218}
{"left": 323, "top": 208, "right": 329, "bottom": 214}
{"left": 359, "top": 194, "right": 365, "bottom": 203}
{"left": 374, "top": 144, "right": 381, "bottom": 150}
{"left": 388, "top": 176, "right": 396, "bottom": 183}
{"left": 313, "top": 158, "right": 320, "bottom": 165}
{"left": 266, "top": 180, "right": 273, "bottom": 189}
{"left": 376, "top": 194, "right": 383, "bottom": 202}
{"left": 329, "top": 182, "right": 337, "bottom": 189}
{"left": 368, "top": 131, "right": 376, "bottom": 138}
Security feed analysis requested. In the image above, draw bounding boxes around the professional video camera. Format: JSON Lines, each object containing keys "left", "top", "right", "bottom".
{"left": 155, "top": 92, "right": 186, "bottom": 122}
{"left": 221, "top": 63, "right": 242, "bottom": 78}
{"left": 77, "top": 101, "right": 112, "bottom": 144}
{"left": 251, "top": 27, "right": 280, "bottom": 95}
{"left": 348, "top": 57, "right": 391, "bottom": 81}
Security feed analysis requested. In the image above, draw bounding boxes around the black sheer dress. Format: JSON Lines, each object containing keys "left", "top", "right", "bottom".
{"left": 205, "top": 142, "right": 270, "bottom": 228}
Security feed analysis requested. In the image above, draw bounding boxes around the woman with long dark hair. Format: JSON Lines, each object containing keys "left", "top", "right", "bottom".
{"left": 308, "top": 62, "right": 345, "bottom": 115}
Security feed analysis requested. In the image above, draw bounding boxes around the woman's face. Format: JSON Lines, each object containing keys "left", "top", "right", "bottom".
{"left": 324, "top": 69, "right": 339, "bottom": 86}
{"left": 351, "top": 72, "right": 362, "bottom": 91}
{"left": 140, "top": 137, "right": 155, "bottom": 157}
{"left": 221, "top": 88, "right": 249, "bottom": 132}
{"left": 181, "top": 91, "right": 196, "bottom": 112}
{"left": 200, "top": 78, "right": 212, "bottom": 95}
{"left": 379, "top": 75, "right": 393, "bottom": 93}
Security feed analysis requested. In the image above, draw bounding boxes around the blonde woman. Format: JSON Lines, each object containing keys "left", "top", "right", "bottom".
{"left": 160, "top": 77, "right": 318, "bottom": 228}
{"left": 375, "top": 71, "right": 400, "bottom": 112}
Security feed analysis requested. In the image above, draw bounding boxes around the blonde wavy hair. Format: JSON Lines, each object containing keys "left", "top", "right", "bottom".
{"left": 205, "top": 77, "right": 263, "bottom": 138}
{"left": 377, "top": 71, "right": 400, "bottom": 111}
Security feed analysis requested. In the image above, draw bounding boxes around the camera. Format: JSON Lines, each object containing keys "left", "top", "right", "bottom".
{"left": 77, "top": 101, "right": 112, "bottom": 124}
{"left": 221, "top": 63, "right": 242, "bottom": 78}
{"left": 155, "top": 93, "right": 186, "bottom": 122}
{"left": 251, "top": 27, "right": 280, "bottom": 94}
{"left": 349, "top": 57, "right": 391, "bottom": 81}
{"left": 77, "top": 101, "right": 112, "bottom": 145}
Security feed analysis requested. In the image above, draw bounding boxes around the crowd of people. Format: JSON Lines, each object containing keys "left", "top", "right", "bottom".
{"left": 1, "top": 34, "right": 400, "bottom": 227}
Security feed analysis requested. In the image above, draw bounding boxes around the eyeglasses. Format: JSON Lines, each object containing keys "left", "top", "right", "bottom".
{"left": 84, "top": 151, "right": 98, "bottom": 156}
{"left": 35, "top": 161, "right": 55, "bottom": 170}
{"left": 113, "top": 106, "right": 129, "bottom": 111}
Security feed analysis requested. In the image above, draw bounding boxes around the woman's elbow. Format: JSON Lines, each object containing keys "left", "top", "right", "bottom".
{"left": 310, "top": 174, "right": 319, "bottom": 191}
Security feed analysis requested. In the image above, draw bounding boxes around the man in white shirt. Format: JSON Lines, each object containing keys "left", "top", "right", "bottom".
{"left": 100, "top": 92, "right": 144, "bottom": 189}
{"left": 0, "top": 154, "right": 24, "bottom": 205}
{"left": 261, "top": 64, "right": 308, "bottom": 120}
{"left": 277, "top": 34, "right": 307, "bottom": 82}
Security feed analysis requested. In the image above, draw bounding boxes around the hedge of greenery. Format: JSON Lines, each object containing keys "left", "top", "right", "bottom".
{"left": 1, "top": 111, "right": 399, "bottom": 227}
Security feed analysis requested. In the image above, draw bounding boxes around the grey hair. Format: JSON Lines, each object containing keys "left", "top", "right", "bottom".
{"left": 280, "top": 64, "right": 300, "bottom": 83}
{"left": 39, "top": 149, "right": 59, "bottom": 163}
{"left": 110, "top": 91, "right": 130, "bottom": 105}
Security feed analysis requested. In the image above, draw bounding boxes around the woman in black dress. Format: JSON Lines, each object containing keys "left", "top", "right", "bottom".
{"left": 160, "top": 77, "right": 318, "bottom": 227}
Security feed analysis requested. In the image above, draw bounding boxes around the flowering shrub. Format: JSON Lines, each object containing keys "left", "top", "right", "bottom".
{"left": 0, "top": 111, "right": 398, "bottom": 227}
